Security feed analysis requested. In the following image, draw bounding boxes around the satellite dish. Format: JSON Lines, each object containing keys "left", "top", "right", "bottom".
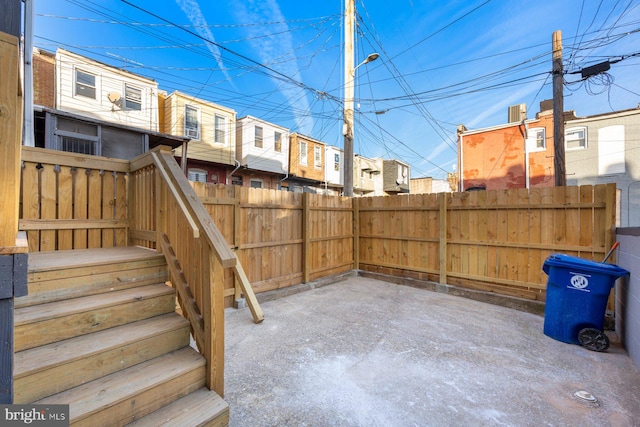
{"left": 107, "top": 91, "right": 121, "bottom": 104}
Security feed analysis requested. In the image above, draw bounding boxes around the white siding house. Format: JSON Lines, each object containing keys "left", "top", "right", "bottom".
{"left": 235, "top": 116, "right": 289, "bottom": 174}
{"left": 324, "top": 145, "right": 344, "bottom": 194}
{"left": 55, "top": 48, "right": 159, "bottom": 131}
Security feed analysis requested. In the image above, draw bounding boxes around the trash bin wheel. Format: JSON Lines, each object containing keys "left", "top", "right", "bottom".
{"left": 578, "top": 328, "right": 610, "bottom": 352}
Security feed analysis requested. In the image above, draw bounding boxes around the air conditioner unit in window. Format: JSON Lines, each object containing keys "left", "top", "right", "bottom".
{"left": 185, "top": 128, "right": 199, "bottom": 139}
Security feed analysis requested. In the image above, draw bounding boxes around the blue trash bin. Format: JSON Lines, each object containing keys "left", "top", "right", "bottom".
{"left": 542, "top": 254, "right": 629, "bottom": 351}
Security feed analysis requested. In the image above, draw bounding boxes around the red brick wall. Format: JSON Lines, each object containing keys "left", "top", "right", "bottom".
{"left": 33, "top": 50, "right": 55, "bottom": 108}
{"left": 461, "top": 114, "right": 555, "bottom": 190}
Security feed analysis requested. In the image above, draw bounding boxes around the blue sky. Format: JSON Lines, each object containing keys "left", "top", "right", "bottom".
{"left": 33, "top": 0, "right": 640, "bottom": 179}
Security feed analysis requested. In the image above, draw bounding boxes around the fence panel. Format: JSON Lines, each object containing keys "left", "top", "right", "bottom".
{"left": 19, "top": 148, "right": 129, "bottom": 252}
{"left": 306, "top": 193, "right": 353, "bottom": 281}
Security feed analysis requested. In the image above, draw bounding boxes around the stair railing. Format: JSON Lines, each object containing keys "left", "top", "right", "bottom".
{"left": 129, "top": 146, "right": 235, "bottom": 396}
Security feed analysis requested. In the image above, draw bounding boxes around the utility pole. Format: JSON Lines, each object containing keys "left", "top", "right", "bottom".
{"left": 552, "top": 30, "right": 566, "bottom": 187}
{"left": 343, "top": 0, "right": 355, "bottom": 197}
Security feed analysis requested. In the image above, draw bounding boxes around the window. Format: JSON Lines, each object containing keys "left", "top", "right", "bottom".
{"left": 55, "top": 117, "right": 99, "bottom": 155}
{"left": 231, "top": 176, "right": 243, "bottom": 186}
{"left": 314, "top": 146, "right": 322, "bottom": 169}
{"left": 274, "top": 132, "right": 282, "bottom": 152}
{"left": 75, "top": 69, "right": 96, "bottom": 99}
{"left": 214, "top": 115, "right": 226, "bottom": 144}
{"left": 300, "top": 142, "right": 308, "bottom": 166}
{"left": 526, "top": 127, "right": 546, "bottom": 152}
{"left": 598, "top": 125, "right": 625, "bottom": 175}
{"left": 334, "top": 153, "right": 340, "bottom": 171}
{"left": 254, "top": 126, "right": 263, "bottom": 148}
{"left": 250, "top": 179, "right": 263, "bottom": 188}
{"left": 124, "top": 84, "right": 142, "bottom": 111}
{"left": 397, "top": 165, "right": 408, "bottom": 184}
{"left": 184, "top": 105, "right": 200, "bottom": 139}
{"left": 188, "top": 168, "right": 208, "bottom": 182}
{"left": 566, "top": 127, "right": 587, "bottom": 150}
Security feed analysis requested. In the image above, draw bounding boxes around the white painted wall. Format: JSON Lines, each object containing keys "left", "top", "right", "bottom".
{"left": 56, "top": 48, "right": 158, "bottom": 131}
{"left": 325, "top": 145, "right": 343, "bottom": 187}
{"left": 236, "top": 116, "right": 289, "bottom": 174}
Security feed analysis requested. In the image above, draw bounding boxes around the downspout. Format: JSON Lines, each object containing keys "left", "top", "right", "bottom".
{"left": 227, "top": 118, "right": 240, "bottom": 184}
{"left": 23, "top": 0, "right": 35, "bottom": 147}
{"left": 457, "top": 125, "right": 465, "bottom": 191}
{"left": 523, "top": 119, "right": 530, "bottom": 189}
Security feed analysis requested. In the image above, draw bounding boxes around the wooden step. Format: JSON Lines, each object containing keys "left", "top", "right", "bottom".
{"left": 36, "top": 347, "right": 206, "bottom": 427}
{"left": 14, "top": 313, "right": 190, "bottom": 403}
{"left": 19, "top": 247, "right": 168, "bottom": 308}
{"left": 124, "top": 387, "right": 229, "bottom": 427}
{"left": 14, "top": 284, "right": 176, "bottom": 352}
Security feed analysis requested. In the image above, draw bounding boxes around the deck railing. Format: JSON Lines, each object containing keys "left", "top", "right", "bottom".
{"left": 129, "top": 147, "right": 237, "bottom": 396}
{"left": 20, "top": 145, "right": 240, "bottom": 396}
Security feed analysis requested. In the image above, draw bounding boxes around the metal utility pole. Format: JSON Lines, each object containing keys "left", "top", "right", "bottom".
{"left": 343, "top": 0, "right": 355, "bottom": 197}
{"left": 552, "top": 30, "right": 566, "bottom": 187}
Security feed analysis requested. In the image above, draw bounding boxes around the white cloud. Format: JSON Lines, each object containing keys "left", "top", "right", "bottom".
{"left": 176, "top": 0, "right": 234, "bottom": 84}
{"left": 232, "top": 0, "right": 313, "bottom": 134}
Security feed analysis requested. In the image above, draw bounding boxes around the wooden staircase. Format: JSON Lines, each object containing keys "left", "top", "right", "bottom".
{"left": 14, "top": 246, "right": 229, "bottom": 427}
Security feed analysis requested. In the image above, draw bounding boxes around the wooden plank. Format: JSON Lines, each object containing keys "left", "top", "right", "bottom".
{"left": 233, "top": 261, "right": 264, "bottom": 324}
{"left": 0, "top": 33, "right": 21, "bottom": 248}
{"left": 302, "top": 193, "right": 310, "bottom": 283}
{"left": 102, "top": 171, "right": 116, "bottom": 248}
{"left": 21, "top": 162, "right": 41, "bottom": 252}
{"left": 40, "top": 164, "right": 57, "bottom": 252}
{"left": 57, "top": 166, "right": 74, "bottom": 250}
{"left": 21, "top": 146, "right": 130, "bottom": 173}
{"left": 439, "top": 193, "right": 447, "bottom": 284}
{"left": 73, "top": 168, "right": 89, "bottom": 249}
{"left": 115, "top": 172, "right": 128, "bottom": 246}
{"left": 19, "top": 219, "right": 128, "bottom": 230}
{"left": 87, "top": 169, "right": 103, "bottom": 248}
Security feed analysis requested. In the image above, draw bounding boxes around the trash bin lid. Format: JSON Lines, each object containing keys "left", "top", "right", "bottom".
{"left": 543, "top": 253, "right": 629, "bottom": 278}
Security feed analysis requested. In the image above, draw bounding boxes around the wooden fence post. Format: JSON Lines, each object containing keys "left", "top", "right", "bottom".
{"left": 302, "top": 193, "right": 310, "bottom": 283}
{"left": 353, "top": 197, "right": 359, "bottom": 271}
{"left": 439, "top": 193, "right": 448, "bottom": 284}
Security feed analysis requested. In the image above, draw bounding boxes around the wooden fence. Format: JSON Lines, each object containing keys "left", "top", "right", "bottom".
{"left": 18, "top": 149, "right": 617, "bottom": 306}
{"left": 20, "top": 147, "right": 129, "bottom": 252}
{"left": 358, "top": 185, "right": 616, "bottom": 301}
{"left": 192, "top": 182, "right": 616, "bottom": 303}
{"left": 190, "top": 183, "right": 354, "bottom": 298}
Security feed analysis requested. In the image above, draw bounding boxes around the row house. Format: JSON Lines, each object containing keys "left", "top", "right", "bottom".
{"left": 286, "top": 132, "right": 325, "bottom": 193}
{"left": 235, "top": 116, "right": 290, "bottom": 189}
{"left": 458, "top": 101, "right": 563, "bottom": 191}
{"left": 383, "top": 159, "right": 410, "bottom": 194}
{"left": 324, "top": 145, "right": 344, "bottom": 195}
{"left": 32, "top": 48, "right": 184, "bottom": 159}
{"left": 566, "top": 107, "right": 640, "bottom": 227}
{"left": 354, "top": 155, "right": 384, "bottom": 196}
{"left": 409, "top": 177, "right": 454, "bottom": 194}
{"left": 160, "top": 91, "right": 236, "bottom": 184}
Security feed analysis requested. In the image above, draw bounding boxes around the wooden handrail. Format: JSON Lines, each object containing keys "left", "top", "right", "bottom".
{"left": 153, "top": 151, "right": 235, "bottom": 268}
{"left": 151, "top": 152, "right": 200, "bottom": 239}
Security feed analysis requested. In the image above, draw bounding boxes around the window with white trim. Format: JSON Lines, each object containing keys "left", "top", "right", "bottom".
{"left": 214, "top": 115, "right": 226, "bottom": 144}
{"left": 184, "top": 105, "right": 200, "bottom": 139}
{"left": 334, "top": 153, "right": 340, "bottom": 171}
{"left": 254, "top": 126, "right": 263, "bottom": 148}
{"left": 250, "top": 179, "right": 263, "bottom": 188}
{"left": 188, "top": 168, "right": 208, "bottom": 182}
{"left": 300, "top": 142, "right": 308, "bottom": 166}
{"left": 124, "top": 84, "right": 142, "bottom": 111}
{"left": 274, "top": 132, "right": 282, "bottom": 152}
{"left": 565, "top": 127, "right": 587, "bottom": 150}
{"left": 75, "top": 69, "right": 96, "bottom": 99}
{"left": 526, "top": 127, "right": 546, "bottom": 152}
{"left": 314, "top": 146, "right": 322, "bottom": 169}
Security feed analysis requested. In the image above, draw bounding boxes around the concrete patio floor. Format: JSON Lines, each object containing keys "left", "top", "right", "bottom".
{"left": 223, "top": 276, "right": 640, "bottom": 426}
